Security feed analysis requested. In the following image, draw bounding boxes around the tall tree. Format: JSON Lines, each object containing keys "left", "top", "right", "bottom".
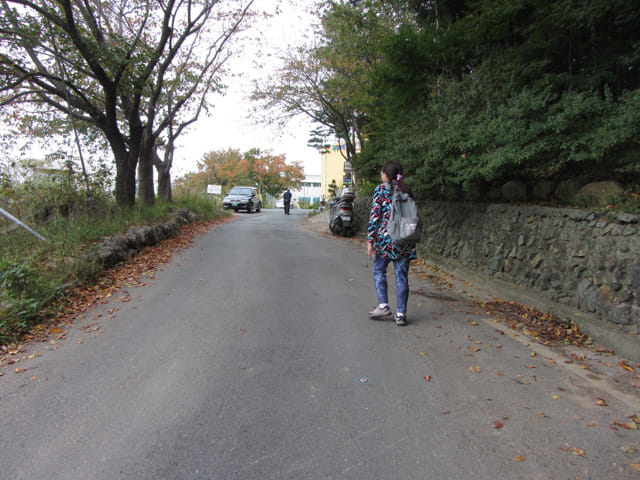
{"left": 252, "top": 0, "right": 414, "bottom": 163}
{"left": 0, "top": 0, "right": 255, "bottom": 207}
{"left": 251, "top": 43, "right": 362, "bottom": 161}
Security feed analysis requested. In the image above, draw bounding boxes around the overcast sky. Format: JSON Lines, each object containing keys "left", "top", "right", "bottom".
{"left": 172, "top": 0, "right": 322, "bottom": 178}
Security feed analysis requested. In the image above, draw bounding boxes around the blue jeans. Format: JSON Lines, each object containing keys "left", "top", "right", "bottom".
{"left": 373, "top": 255, "right": 410, "bottom": 315}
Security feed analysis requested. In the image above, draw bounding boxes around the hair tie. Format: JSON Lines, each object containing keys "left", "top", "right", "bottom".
{"left": 396, "top": 174, "right": 402, "bottom": 181}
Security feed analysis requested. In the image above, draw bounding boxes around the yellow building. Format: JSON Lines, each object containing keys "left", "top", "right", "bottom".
{"left": 320, "top": 144, "right": 357, "bottom": 200}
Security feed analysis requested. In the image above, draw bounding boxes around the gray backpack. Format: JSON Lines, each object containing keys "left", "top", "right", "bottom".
{"left": 388, "top": 188, "right": 422, "bottom": 246}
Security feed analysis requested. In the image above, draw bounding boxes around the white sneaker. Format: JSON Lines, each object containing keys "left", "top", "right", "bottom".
{"left": 368, "top": 305, "right": 392, "bottom": 319}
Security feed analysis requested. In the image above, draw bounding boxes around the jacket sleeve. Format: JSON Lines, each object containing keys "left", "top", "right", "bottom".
{"left": 367, "top": 186, "right": 383, "bottom": 246}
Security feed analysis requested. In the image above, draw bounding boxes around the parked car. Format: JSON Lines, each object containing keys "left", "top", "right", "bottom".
{"left": 223, "top": 186, "right": 262, "bottom": 213}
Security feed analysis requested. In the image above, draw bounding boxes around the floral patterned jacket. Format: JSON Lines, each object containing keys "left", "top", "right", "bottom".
{"left": 367, "top": 182, "right": 417, "bottom": 260}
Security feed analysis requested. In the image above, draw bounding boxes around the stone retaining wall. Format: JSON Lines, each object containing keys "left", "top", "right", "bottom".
{"left": 92, "top": 209, "right": 199, "bottom": 269}
{"left": 417, "top": 202, "right": 639, "bottom": 330}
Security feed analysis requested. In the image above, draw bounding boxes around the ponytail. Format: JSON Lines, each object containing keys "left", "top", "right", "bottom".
{"left": 382, "top": 160, "right": 411, "bottom": 196}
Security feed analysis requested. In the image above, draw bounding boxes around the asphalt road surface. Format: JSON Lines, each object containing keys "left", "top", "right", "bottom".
{"left": 1, "top": 209, "right": 639, "bottom": 479}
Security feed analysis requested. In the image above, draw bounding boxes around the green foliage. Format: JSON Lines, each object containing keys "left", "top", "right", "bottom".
{"left": 0, "top": 187, "right": 227, "bottom": 345}
{"left": 173, "top": 193, "right": 223, "bottom": 220}
{"left": 297, "top": 199, "right": 320, "bottom": 210}
{"left": 1, "top": 157, "right": 113, "bottom": 223}
{"left": 341, "top": 0, "right": 640, "bottom": 201}
{"left": 610, "top": 188, "right": 640, "bottom": 214}
{"left": 0, "top": 260, "right": 46, "bottom": 301}
{"left": 356, "top": 181, "right": 377, "bottom": 197}
{"left": 0, "top": 260, "right": 52, "bottom": 344}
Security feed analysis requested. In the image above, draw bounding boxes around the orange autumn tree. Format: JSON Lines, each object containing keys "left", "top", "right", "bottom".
{"left": 176, "top": 147, "right": 304, "bottom": 196}
{"left": 245, "top": 148, "right": 304, "bottom": 197}
{"left": 198, "top": 148, "right": 252, "bottom": 189}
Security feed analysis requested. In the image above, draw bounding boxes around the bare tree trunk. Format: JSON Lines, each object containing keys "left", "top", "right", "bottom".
{"left": 112, "top": 137, "right": 138, "bottom": 207}
{"left": 137, "top": 150, "right": 155, "bottom": 206}
{"left": 157, "top": 164, "right": 172, "bottom": 202}
{"left": 153, "top": 143, "right": 173, "bottom": 203}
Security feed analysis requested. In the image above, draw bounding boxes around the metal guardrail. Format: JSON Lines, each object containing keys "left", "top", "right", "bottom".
{"left": 0, "top": 207, "right": 48, "bottom": 242}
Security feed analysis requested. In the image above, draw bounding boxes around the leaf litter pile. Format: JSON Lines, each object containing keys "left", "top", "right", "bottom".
{"left": 410, "top": 259, "right": 593, "bottom": 348}
{"left": 480, "top": 300, "right": 592, "bottom": 347}
{"left": 1, "top": 218, "right": 226, "bottom": 366}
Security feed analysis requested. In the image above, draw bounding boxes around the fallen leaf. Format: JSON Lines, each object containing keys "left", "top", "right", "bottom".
{"left": 424, "top": 375, "right": 431, "bottom": 381}
{"left": 50, "top": 328, "right": 62, "bottom": 334}
{"left": 612, "top": 421, "right": 638, "bottom": 430}
{"left": 419, "top": 352, "right": 428, "bottom": 356}
{"left": 530, "top": 352, "right": 537, "bottom": 357}
{"left": 515, "top": 456, "right": 525, "bottom": 462}
{"left": 15, "top": 368, "right": 26, "bottom": 373}
{"left": 469, "top": 366, "right": 483, "bottom": 373}
{"left": 552, "top": 395, "right": 561, "bottom": 399}
{"left": 493, "top": 420, "right": 504, "bottom": 429}
{"left": 621, "top": 446, "right": 637, "bottom": 454}
{"left": 630, "top": 463, "right": 640, "bottom": 472}
{"left": 572, "top": 448, "right": 585, "bottom": 457}
{"left": 619, "top": 361, "right": 635, "bottom": 373}
{"left": 594, "top": 398, "right": 608, "bottom": 407}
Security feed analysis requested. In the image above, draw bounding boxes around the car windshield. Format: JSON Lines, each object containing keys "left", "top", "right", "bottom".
{"left": 228, "top": 187, "right": 252, "bottom": 195}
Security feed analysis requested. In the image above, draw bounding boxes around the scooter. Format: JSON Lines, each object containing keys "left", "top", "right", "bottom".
{"left": 328, "top": 187, "right": 355, "bottom": 236}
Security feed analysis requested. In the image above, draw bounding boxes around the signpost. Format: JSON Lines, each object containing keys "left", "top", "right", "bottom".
{"left": 207, "top": 184, "right": 222, "bottom": 195}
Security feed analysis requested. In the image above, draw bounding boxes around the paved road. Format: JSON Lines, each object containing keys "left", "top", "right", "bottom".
{"left": 1, "top": 209, "right": 639, "bottom": 479}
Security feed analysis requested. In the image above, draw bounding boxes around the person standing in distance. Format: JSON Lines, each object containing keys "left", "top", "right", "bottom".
{"left": 366, "top": 161, "right": 417, "bottom": 326}
{"left": 283, "top": 188, "right": 292, "bottom": 215}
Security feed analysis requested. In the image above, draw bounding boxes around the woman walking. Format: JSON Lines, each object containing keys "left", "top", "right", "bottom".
{"left": 367, "top": 161, "right": 417, "bottom": 326}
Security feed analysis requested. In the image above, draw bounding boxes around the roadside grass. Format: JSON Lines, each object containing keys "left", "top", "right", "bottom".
{"left": 0, "top": 194, "right": 226, "bottom": 346}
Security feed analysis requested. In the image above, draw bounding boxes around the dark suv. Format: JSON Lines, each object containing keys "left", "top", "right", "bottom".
{"left": 223, "top": 186, "right": 262, "bottom": 213}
